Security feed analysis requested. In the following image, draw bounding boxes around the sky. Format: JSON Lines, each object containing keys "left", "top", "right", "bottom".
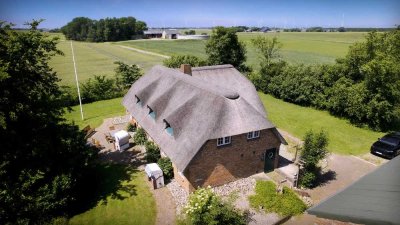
{"left": 1, "top": 0, "right": 399, "bottom": 29}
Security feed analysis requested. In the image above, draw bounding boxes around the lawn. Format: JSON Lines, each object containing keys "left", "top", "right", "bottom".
{"left": 249, "top": 180, "right": 307, "bottom": 216}
{"left": 49, "top": 38, "right": 163, "bottom": 86}
{"left": 69, "top": 164, "right": 156, "bottom": 225}
{"left": 64, "top": 97, "right": 125, "bottom": 129}
{"left": 117, "top": 32, "right": 367, "bottom": 66}
{"left": 259, "top": 93, "right": 384, "bottom": 155}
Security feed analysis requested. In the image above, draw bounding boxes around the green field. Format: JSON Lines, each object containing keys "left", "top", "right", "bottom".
{"left": 117, "top": 32, "right": 367, "bottom": 66}
{"left": 64, "top": 97, "right": 125, "bottom": 129}
{"left": 69, "top": 164, "right": 156, "bottom": 225}
{"left": 259, "top": 93, "right": 383, "bottom": 155}
{"left": 50, "top": 39, "right": 163, "bottom": 86}
{"left": 50, "top": 32, "right": 367, "bottom": 87}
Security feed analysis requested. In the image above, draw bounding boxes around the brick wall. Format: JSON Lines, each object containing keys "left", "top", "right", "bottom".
{"left": 182, "top": 129, "right": 281, "bottom": 190}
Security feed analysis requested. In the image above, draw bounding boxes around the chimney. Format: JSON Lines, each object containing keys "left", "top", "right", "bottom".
{"left": 180, "top": 64, "right": 192, "bottom": 76}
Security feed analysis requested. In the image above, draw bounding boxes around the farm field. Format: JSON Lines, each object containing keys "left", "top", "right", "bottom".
{"left": 49, "top": 38, "right": 163, "bottom": 86}
{"left": 259, "top": 93, "right": 383, "bottom": 155}
{"left": 65, "top": 93, "right": 383, "bottom": 156}
{"left": 117, "top": 32, "right": 367, "bottom": 66}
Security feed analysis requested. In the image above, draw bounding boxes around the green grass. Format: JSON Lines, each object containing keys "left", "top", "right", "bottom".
{"left": 117, "top": 32, "right": 367, "bottom": 66}
{"left": 49, "top": 37, "right": 164, "bottom": 86}
{"left": 249, "top": 180, "right": 307, "bottom": 216}
{"left": 69, "top": 164, "right": 156, "bottom": 225}
{"left": 64, "top": 97, "right": 125, "bottom": 129}
{"left": 259, "top": 93, "right": 384, "bottom": 155}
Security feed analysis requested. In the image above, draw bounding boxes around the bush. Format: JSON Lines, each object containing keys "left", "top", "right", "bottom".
{"left": 163, "top": 55, "right": 207, "bottom": 68}
{"left": 80, "top": 75, "right": 122, "bottom": 103}
{"left": 184, "top": 187, "right": 246, "bottom": 225}
{"left": 114, "top": 61, "right": 143, "bottom": 89}
{"left": 299, "top": 130, "right": 329, "bottom": 188}
{"left": 299, "top": 171, "right": 317, "bottom": 188}
{"left": 157, "top": 157, "right": 173, "bottom": 180}
{"left": 133, "top": 127, "right": 147, "bottom": 145}
{"left": 249, "top": 181, "right": 307, "bottom": 216}
{"left": 126, "top": 123, "right": 136, "bottom": 132}
{"left": 145, "top": 141, "right": 161, "bottom": 163}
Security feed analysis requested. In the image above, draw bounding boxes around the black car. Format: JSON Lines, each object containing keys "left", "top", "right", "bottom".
{"left": 370, "top": 132, "right": 400, "bottom": 159}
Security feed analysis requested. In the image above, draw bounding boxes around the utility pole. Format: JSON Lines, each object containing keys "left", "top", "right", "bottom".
{"left": 70, "top": 41, "right": 84, "bottom": 120}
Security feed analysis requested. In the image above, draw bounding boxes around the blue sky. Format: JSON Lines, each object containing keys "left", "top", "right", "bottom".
{"left": 1, "top": 0, "right": 399, "bottom": 28}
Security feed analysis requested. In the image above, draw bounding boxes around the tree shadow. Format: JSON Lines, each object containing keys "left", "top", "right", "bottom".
{"left": 316, "top": 170, "right": 337, "bottom": 187}
{"left": 70, "top": 163, "right": 139, "bottom": 216}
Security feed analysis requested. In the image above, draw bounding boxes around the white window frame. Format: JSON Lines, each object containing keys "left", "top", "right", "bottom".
{"left": 217, "top": 136, "right": 231, "bottom": 146}
{"left": 247, "top": 131, "right": 260, "bottom": 139}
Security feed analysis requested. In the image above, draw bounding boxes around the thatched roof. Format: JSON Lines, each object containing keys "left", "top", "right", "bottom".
{"left": 122, "top": 64, "right": 276, "bottom": 172}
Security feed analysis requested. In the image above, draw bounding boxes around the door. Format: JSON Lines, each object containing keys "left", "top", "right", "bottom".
{"left": 264, "top": 148, "right": 276, "bottom": 172}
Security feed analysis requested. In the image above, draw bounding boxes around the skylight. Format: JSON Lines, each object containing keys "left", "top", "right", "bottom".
{"left": 147, "top": 106, "right": 156, "bottom": 119}
{"left": 164, "top": 120, "right": 174, "bottom": 136}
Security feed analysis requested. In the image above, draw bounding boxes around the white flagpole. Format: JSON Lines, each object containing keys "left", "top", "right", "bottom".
{"left": 70, "top": 41, "right": 84, "bottom": 120}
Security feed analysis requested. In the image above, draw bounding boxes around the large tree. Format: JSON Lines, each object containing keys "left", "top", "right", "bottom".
{"left": 205, "top": 26, "right": 247, "bottom": 70}
{"left": 0, "top": 21, "right": 96, "bottom": 224}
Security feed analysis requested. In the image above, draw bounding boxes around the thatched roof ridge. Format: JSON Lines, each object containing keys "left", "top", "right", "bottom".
{"left": 123, "top": 65, "right": 276, "bottom": 171}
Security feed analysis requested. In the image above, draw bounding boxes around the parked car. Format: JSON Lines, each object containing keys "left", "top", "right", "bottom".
{"left": 370, "top": 132, "right": 400, "bottom": 159}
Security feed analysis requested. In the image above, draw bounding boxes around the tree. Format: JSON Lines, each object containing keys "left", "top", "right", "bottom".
{"left": 0, "top": 21, "right": 96, "bottom": 224}
{"left": 145, "top": 141, "right": 161, "bottom": 163}
{"left": 157, "top": 157, "right": 173, "bottom": 180}
{"left": 163, "top": 55, "right": 207, "bottom": 68}
{"left": 134, "top": 127, "right": 147, "bottom": 145}
{"left": 114, "top": 61, "right": 143, "bottom": 89}
{"left": 251, "top": 36, "right": 282, "bottom": 67}
{"left": 184, "top": 30, "right": 196, "bottom": 35}
{"left": 80, "top": 75, "right": 119, "bottom": 103}
{"left": 299, "top": 130, "right": 329, "bottom": 188}
{"left": 205, "top": 26, "right": 247, "bottom": 70}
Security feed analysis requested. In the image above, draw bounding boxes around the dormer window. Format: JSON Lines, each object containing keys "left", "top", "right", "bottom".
{"left": 163, "top": 119, "right": 174, "bottom": 136}
{"left": 247, "top": 131, "right": 260, "bottom": 139}
{"left": 147, "top": 106, "right": 156, "bottom": 119}
{"left": 135, "top": 95, "right": 142, "bottom": 106}
{"left": 217, "top": 136, "right": 231, "bottom": 146}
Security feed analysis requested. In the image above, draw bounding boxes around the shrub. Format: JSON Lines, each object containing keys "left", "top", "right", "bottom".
{"left": 299, "top": 130, "right": 329, "bottom": 188}
{"left": 133, "top": 127, "right": 147, "bottom": 145}
{"left": 126, "top": 123, "right": 136, "bottom": 132}
{"left": 184, "top": 187, "right": 246, "bottom": 225}
{"left": 249, "top": 181, "right": 307, "bottom": 216}
{"left": 145, "top": 141, "right": 161, "bottom": 163}
{"left": 299, "top": 171, "right": 317, "bottom": 188}
{"left": 80, "top": 75, "right": 122, "bottom": 103}
{"left": 157, "top": 157, "right": 174, "bottom": 180}
{"left": 163, "top": 55, "right": 207, "bottom": 68}
{"left": 114, "top": 61, "right": 143, "bottom": 89}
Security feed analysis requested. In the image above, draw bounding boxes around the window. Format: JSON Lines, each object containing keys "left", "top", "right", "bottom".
{"left": 135, "top": 95, "right": 142, "bottom": 106}
{"left": 217, "top": 136, "right": 231, "bottom": 146}
{"left": 164, "top": 119, "right": 174, "bottom": 136}
{"left": 247, "top": 131, "right": 260, "bottom": 139}
{"left": 147, "top": 106, "right": 156, "bottom": 119}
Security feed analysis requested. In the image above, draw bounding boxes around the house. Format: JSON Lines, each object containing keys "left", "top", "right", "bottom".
{"left": 143, "top": 29, "right": 180, "bottom": 39}
{"left": 122, "top": 64, "right": 286, "bottom": 192}
{"left": 162, "top": 29, "right": 179, "bottom": 39}
{"left": 144, "top": 29, "right": 163, "bottom": 39}
{"left": 260, "top": 26, "right": 271, "bottom": 32}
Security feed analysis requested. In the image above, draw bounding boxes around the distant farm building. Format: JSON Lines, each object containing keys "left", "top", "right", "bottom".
{"left": 143, "top": 29, "right": 180, "bottom": 39}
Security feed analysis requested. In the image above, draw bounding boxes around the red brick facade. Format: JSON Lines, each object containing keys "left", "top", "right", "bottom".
{"left": 174, "top": 129, "right": 281, "bottom": 192}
